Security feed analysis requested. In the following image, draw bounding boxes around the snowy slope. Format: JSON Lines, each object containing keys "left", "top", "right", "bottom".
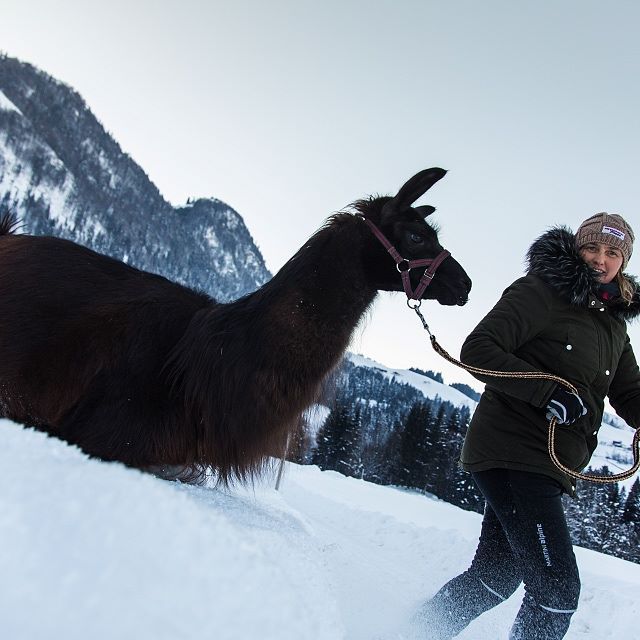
{"left": 590, "top": 419, "right": 637, "bottom": 490}
{"left": 0, "top": 89, "right": 21, "bottom": 114}
{"left": 1, "top": 418, "right": 638, "bottom": 640}
{"left": 0, "top": 419, "right": 341, "bottom": 640}
{"left": 347, "top": 352, "right": 477, "bottom": 409}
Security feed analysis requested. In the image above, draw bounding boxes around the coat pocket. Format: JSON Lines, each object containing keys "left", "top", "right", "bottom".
{"left": 562, "top": 324, "right": 600, "bottom": 384}
{"left": 552, "top": 424, "right": 590, "bottom": 471}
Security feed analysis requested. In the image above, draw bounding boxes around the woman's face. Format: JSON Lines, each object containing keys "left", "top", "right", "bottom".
{"left": 579, "top": 242, "right": 624, "bottom": 284}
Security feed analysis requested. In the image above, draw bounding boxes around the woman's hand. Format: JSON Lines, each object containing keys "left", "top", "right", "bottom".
{"left": 545, "top": 388, "right": 588, "bottom": 425}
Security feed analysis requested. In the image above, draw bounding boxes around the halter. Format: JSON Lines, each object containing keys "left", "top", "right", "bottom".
{"left": 359, "top": 215, "right": 451, "bottom": 301}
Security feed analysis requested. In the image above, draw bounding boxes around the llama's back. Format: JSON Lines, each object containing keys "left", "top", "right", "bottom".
{"left": 0, "top": 231, "right": 214, "bottom": 450}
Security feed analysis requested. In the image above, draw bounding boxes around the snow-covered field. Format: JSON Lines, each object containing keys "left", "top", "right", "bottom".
{"left": 1, "top": 418, "right": 638, "bottom": 640}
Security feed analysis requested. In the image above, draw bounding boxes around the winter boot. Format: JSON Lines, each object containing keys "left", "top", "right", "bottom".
{"left": 413, "top": 570, "right": 508, "bottom": 639}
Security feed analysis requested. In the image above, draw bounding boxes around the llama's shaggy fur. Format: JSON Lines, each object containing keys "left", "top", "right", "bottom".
{"left": 0, "top": 169, "right": 471, "bottom": 483}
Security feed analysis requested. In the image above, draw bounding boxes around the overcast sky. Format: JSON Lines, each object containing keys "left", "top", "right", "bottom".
{"left": 2, "top": 0, "right": 639, "bottom": 388}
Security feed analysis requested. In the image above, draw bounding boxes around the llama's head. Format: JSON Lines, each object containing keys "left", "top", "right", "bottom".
{"left": 356, "top": 168, "right": 472, "bottom": 306}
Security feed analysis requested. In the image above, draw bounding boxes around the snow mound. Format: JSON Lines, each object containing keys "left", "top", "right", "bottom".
{"left": 0, "top": 420, "right": 341, "bottom": 640}
{"left": 1, "top": 418, "right": 639, "bottom": 639}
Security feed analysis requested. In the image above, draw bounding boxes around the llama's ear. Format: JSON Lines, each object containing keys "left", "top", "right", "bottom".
{"left": 389, "top": 168, "right": 447, "bottom": 210}
{"left": 413, "top": 205, "right": 436, "bottom": 218}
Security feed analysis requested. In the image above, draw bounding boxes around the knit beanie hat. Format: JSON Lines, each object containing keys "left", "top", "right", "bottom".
{"left": 575, "top": 212, "right": 634, "bottom": 267}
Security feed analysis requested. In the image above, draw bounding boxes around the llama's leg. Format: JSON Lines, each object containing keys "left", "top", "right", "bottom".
{"left": 55, "top": 371, "right": 176, "bottom": 468}
{"left": 414, "top": 495, "right": 522, "bottom": 639}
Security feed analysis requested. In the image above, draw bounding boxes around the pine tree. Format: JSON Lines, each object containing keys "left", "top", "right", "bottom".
{"left": 393, "top": 401, "right": 434, "bottom": 489}
{"left": 443, "top": 407, "right": 483, "bottom": 512}
{"left": 335, "top": 405, "right": 364, "bottom": 478}
{"left": 311, "top": 402, "right": 363, "bottom": 478}
{"left": 424, "top": 403, "right": 449, "bottom": 496}
{"left": 566, "top": 474, "right": 606, "bottom": 548}
{"left": 312, "top": 404, "right": 349, "bottom": 470}
{"left": 380, "top": 419, "right": 404, "bottom": 486}
{"left": 360, "top": 416, "right": 389, "bottom": 483}
{"left": 565, "top": 467, "right": 627, "bottom": 556}
{"left": 623, "top": 478, "right": 640, "bottom": 523}
{"left": 593, "top": 476, "right": 622, "bottom": 556}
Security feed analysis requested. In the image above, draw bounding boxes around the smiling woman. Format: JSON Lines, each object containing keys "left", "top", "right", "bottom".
{"left": 414, "top": 211, "right": 640, "bottom": 640}
{"left": 576, "top": 212, "right": 636, "bottom": 301}
{"left": 579, "top": 242, "right": 623, "bottom": 283}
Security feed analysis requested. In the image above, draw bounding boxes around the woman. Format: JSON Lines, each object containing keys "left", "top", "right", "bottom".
{"left": 418, "top": 213, "right": 640, "bottom": 640}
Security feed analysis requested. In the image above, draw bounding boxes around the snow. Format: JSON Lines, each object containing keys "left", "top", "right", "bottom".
{"left": 222, "top": 207, "right": 240, "bottom": 230}
{"left": 0, "top": 130, "right": 77, "bottom": 231}
{"left": 0, "top": 419, "right": 340, "bottom": 640}
{"left": 1, "top": 417, "right": 639, "bottom": 640}
{"left": 304, "top": 403, "right": 331, "bottom": 440}
{"left": 204, "top": 226, "right": 220, "bottom": 248}
{"left": 80, "top": 138, "right": 120, "bottom": 191}
{"left": 590, "top": 419, "right": 638, "bottom": 490}
{"left": 81, "top": 216, "right": 107, "bottom": 242}
{"left": 0, "top": 90, "right": 22, "bottom": 114}
{"left": 0, "top": 133, "right": 32, "bottom": 199}
{"left": 348, "top": 352, "right": 477, "bottom": 409}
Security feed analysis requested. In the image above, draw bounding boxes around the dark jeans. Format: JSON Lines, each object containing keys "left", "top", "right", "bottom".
{"left": 418, "top": 469, "right": 580, "bottom": 640}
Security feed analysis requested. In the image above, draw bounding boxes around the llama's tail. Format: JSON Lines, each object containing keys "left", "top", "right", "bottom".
{"left": 0, "top": 212, "right": 22, "bottom": 236}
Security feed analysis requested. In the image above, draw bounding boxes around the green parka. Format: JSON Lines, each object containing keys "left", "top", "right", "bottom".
{"left": 460, "top": 227, "right": 640, "bottom": 493}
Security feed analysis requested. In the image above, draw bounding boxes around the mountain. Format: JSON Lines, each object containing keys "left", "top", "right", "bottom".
{"left": 1, "top": 417, "right": 638, "bottom": 640}
{"left": 0, "top": 54, "right": 270, "bottom": 302}
{"left": 347, "top": 353, "right": 477, "bottom": 409}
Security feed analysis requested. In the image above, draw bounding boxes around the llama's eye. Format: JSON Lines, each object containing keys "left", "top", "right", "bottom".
{"left": 409, "top": 232, "right": 423, "bottom": 244}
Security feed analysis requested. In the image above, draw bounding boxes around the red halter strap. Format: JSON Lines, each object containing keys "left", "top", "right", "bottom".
{"left": 359, "top": 216, "right": 451, "bottom": 300}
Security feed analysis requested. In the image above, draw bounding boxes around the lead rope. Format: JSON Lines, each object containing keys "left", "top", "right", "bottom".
{"left": 409, "top": 301, "right": 640, "bottom": 485}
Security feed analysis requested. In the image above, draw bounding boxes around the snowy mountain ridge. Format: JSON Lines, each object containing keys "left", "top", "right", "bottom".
{"left": 0, "top": 55, "right": 270, "bottom": 302}
{"left": 347, "top": 352, "right": 478, "bottom": 409}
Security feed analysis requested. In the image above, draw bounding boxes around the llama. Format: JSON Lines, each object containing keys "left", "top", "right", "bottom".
{"left": 0, "top": 168, "right": 471, "bottom": 483}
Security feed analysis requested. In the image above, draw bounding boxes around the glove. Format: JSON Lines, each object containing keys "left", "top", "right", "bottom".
{"left": 545, "top": 387, "right": 587, "bottom": 425}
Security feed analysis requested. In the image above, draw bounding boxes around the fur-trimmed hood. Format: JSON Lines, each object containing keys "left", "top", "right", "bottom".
{"left": 526, "top": 226, "right": 640, "bottom": 322}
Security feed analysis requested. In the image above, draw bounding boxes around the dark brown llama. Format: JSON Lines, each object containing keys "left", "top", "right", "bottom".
{"left": 0, "top": 168, "right": 471, "bottom": 483}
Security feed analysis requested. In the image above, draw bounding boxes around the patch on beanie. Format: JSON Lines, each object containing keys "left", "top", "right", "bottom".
{"left": 602, "top": 225, "right": 625, "bottom": 240}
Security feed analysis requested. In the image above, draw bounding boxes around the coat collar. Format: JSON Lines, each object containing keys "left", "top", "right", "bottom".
{"left": 526, "top": 226, "right": 640, "bottom": 322}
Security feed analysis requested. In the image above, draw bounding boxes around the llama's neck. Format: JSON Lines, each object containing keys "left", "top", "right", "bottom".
{"left": 164, "top": 215, "right": 382, "bottom": 478}
{"left": 171, "top": 214, "right": 381, "bottom": 406}
{"left": 167, "top": 215, "right": 381, "bottom": 470}
{"left": 251, "top": 215, "right": 377, "bottom": 362}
